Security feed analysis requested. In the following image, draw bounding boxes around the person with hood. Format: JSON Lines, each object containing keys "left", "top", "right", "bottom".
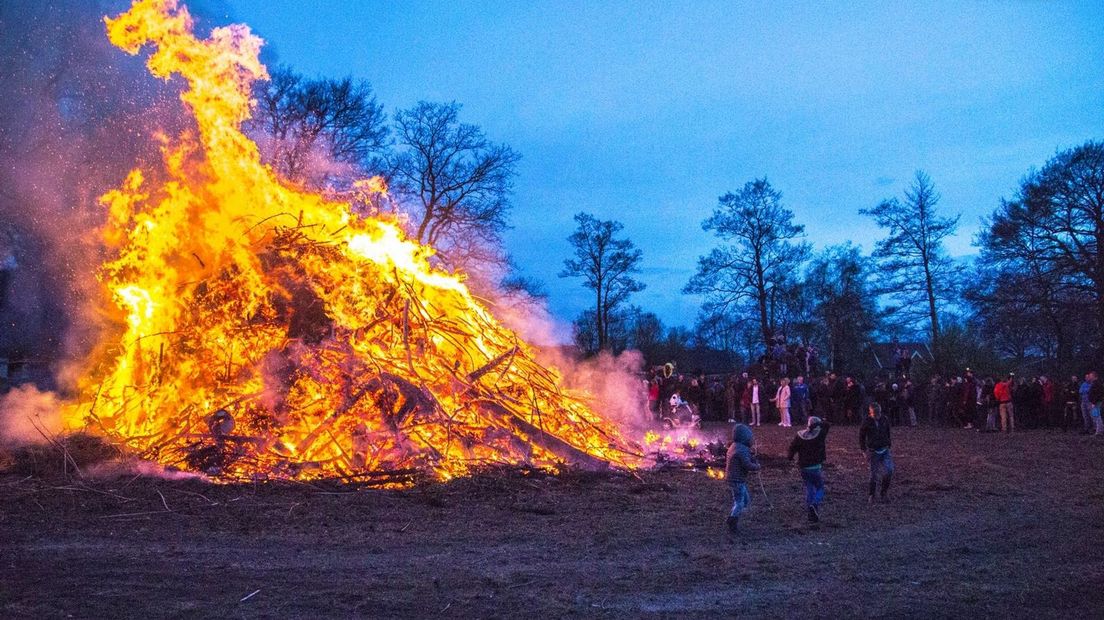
{"left": 787, "top": 416, "right": 831, "bottom": 523}
{"left": 725, "top": 424, "right": 761, "bottom": 534}
{"left": 859, "top": 402, "right": 894, "bottom": 502}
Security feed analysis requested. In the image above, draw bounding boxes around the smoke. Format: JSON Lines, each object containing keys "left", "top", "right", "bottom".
{"left": 0, "top": 384, "right": 65, "bottom": 446}
{"left": 493, "top": 290, "right": 651, "bottom": 440}
{"left": 0, "top": 1, "right": 203, "bottom": 388}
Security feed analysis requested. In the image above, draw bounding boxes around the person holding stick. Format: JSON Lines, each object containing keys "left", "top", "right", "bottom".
{"left": 787, "top": 416, "right": 831, "bottom": 523}
{"left": 725, "top": 424, "right": 761, "bottom": 534}
{"left": 859, "top": 402, "right": 894, "bottom": 503}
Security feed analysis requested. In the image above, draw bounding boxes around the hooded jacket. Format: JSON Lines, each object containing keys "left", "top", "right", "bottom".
{"left": 788, "top": 419, "right": 831, "bottom": 468}
{"left": 725, "top": 424, "right": 760, "bottom": 483}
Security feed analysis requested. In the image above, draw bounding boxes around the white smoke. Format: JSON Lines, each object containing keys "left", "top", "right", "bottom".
{"left": 0, "top": 384, "right": 65, "bottom": 446}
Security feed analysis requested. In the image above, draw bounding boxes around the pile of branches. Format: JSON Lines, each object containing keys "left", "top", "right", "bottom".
{"left": 82, "top": 224, "right": 640, "bottom": 482}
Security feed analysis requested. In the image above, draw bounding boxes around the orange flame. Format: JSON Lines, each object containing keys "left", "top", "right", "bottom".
{"left": 63, "top": 0, "right": 639, "bottom": 481}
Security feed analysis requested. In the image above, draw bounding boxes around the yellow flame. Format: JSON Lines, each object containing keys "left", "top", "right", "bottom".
{"left": 61, "top": 0, "right": 639, "bottom": 482}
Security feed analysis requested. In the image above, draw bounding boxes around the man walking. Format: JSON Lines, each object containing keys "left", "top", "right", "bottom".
{"left": 859, "top": 403, "right": 894, "bottom": 503}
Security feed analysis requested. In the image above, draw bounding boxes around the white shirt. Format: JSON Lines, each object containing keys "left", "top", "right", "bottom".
{"left": 751, "top": 385, "right": 759, "bottom": 404}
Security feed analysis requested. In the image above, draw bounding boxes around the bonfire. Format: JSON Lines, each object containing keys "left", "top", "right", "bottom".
{"left": 61, "top": 0, "right": 641, "bottom": 483}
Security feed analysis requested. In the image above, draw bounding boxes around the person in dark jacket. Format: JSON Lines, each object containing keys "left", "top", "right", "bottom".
{"left": 725, "top": 424, "right": 761, "bottom": 533}
{"left": 787, "top": 416, "right": 831, "bottom": 523}
{"left": 859, "top": 402, "right": 894, "bottom": 502}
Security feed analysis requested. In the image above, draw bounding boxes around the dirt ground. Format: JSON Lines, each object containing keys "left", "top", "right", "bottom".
{"left": 2, "top": 424, "right": 1103, "bottom": 619}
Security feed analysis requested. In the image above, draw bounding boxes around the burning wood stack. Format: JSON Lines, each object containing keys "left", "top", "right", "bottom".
{"left": 62, "top": 0, "right": 640, "bottom": 483}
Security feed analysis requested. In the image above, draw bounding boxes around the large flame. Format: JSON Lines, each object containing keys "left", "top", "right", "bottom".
{"left": 62, "top": 0, "right": 639, "bottom": 481}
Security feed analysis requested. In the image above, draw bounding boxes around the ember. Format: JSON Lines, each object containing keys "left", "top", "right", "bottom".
{"left": 61, "top": 0, "right": 640, "bottom": 482}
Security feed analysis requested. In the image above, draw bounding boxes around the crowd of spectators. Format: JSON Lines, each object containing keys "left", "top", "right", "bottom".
{"left": 645, "top": 344, "right": 1104, "bottom": 436}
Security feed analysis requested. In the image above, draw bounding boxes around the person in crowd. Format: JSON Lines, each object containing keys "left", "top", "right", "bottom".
{"left": 859, "top": 402, "right": 894, "bottom": 503}
{"left": 742, "top": 377, "right": 760, "bottom": 426}
{"left": 928, "top": 375, "right": 944, "bottom": 424}
{"left": 982, "top": 377, "right": 999, "bottom": 432}
{"left": 1064, "top": 375, "right": 1081, "bottom": 431}
{"left": 843, "top": 375, "right": 865, "bottom": 423}
{"left": 1012, "top": 376, "right": 1030, "bottom": 428}
{"left": 812, "top": 375, "right": 830, "bottom": 418}
{"left": 829, "top": 373, "right": 845, "bottom": 423}
{"left": 1040, "top": 375, "right": 1055, "bottom": 428}
{"left": 724, "top": 424, "right": 761, "bottom": 534}
{"left": 872, "top": 381, "right": 888, "bottom": 421}
{"left": 790, "top": 375, "right": 810, "bottom": 426}
{"left": 901, "top": 379, "right": 917, "bottom": 427}
{"left": 961, "top": 370, "right": 978, "bottom": 429}
{"left": 787, "top": 416, "right": 831, "bottom": 523}
{"left": 1079, "top": 372, "right": 1096, "bottom": 435}
{"left": 773, "top": 377, "right": 792, "bottom": 427}
{"left": 1089, "top": 372, "right": 1104, "bottom": 436}
{"left": 724, "top": 375, "right": 738, "bottom": 424}
{"left": 708, "top": 375, "right": 725, "bottom": 421}
{"left": 994, "top": 373, "right": 1016, "bottom": 433}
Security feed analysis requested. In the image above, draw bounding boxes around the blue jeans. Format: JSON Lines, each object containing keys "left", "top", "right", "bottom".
{"left": 729, "top": 481, "right": 751, "bottom": 518}
{"left": 800, "top": 467, "right": 825, "bottom": 507}
{"left": 868, "top": 450, "right": 894, "bottom": 496}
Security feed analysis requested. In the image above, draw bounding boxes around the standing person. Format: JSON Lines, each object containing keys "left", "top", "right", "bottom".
{"left": 994, "top": 373, "right": 1016, "bottom": 433}
{"left": 901, "top": 379, "right": 917, "bottom": 427}
{"left": 724, "top": 424, "right": 761, "bottom": 534}
{"left": 1079, "top": 372, "right": 1097, "bottom": 435}
{"left": 744, "top": 378, "right": 762, "bottom": 426}
{"left": 1089, "top": 373, "right": 1104, "bottom": 436}
{"left": 1040, "top": 376, "right": 1055, "bottom": 428}
{"left": 842, "top": 376, "right": 864, "bottom": 423}
{"left": 719, "top": 375, "right": 737, "bottom": 421}
{"left": 928, "top": 375, "right": 944, "bottom": 424}
{"left": 787, "top": 416, "right": 831, "bottom": 523}
{"left": 1064, "top": 375, "right": 1081, "bottom": 431}
{"left": 791, "top": 376, "right": 810, "bottom": 427}
{"left": 961, "top": 370, "right": 978, "bottom": 429}
{"left": 982, "top": 377, "right": 999, "bottom": 432}
{"left": 859, "top": 403, "right": 894, "bottom": 503}
{"left": 773, "top": 377, "right": 792, "bottom": 427}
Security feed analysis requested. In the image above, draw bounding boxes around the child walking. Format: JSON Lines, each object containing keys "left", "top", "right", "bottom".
{"left": 787, "top": 416, "right": 831, "bottom": 523}
{"left": 725, "top": 424, "right": 761, "bottom": 534}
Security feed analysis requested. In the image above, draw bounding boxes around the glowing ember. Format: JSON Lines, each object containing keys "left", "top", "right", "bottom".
{"left": 61, "top": 0, "right": 639, "bottom": 481}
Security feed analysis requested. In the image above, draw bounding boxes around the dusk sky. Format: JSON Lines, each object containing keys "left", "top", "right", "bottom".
{"left": 215, "top": 0, "right": 1104, "bottom": 330}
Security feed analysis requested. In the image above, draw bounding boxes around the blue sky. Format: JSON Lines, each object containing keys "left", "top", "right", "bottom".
{"left": 213, "top": 0, "right": 1104, "bottom": 329}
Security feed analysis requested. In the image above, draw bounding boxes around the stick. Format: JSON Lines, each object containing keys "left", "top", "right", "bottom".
{"left": 752, "top": 441, "right": 774, "bottom": 510}
{"left": 155, "top": 488, "right": 172, "bottom": 512}
{"left": 240, "top": 589, "right": 261, "bottom": 603}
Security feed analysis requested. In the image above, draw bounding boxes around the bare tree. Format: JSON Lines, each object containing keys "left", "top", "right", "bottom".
{"left": 248, "top": 66, "right": 388, "bottom": 187}
{"left": 560, "top": 213, "right": 645, "bottom": 353}
{"left": 684, "top": 178, "right": 810, "bottom": 349}
{"left": 974, "top": 141, "right": 1104, "bottom": 366}
{"left": 861, "top": 171, "right": 959, "bottom": 346}
{"left": 390, "top": 101, "right": 519, "bottom": 274}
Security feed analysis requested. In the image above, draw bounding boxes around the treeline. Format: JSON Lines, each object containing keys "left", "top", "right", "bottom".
{"left": 240, "top": 67, "right": 1104, "bottom": 378}
{"left": 563, "top": 142, "right": 1104, "bottom": 379}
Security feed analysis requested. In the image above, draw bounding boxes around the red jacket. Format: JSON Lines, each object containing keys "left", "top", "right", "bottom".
{"left": 993, "top": 380, "right": 1013, "bottom": 403}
